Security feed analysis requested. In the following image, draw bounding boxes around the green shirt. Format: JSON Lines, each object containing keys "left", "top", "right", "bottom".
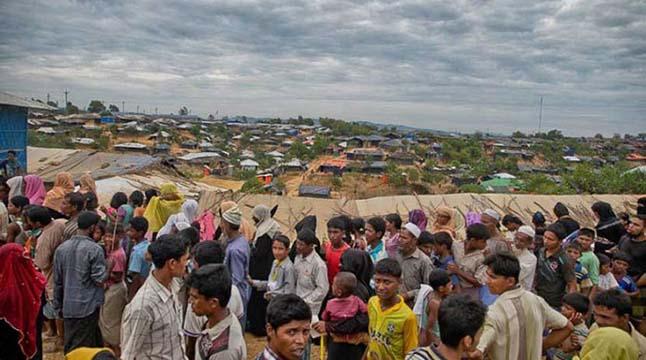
{"left": 579, "top": 251, "right": 600, "bottom": 285}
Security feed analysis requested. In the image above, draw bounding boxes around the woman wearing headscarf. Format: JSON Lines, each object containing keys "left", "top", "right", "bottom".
{"left": 157, "top": 199, "right": 199, "bottom": 237}
{"left": 340, "top": 248, "right": 374, "bottom": 302}
{"left": 23, "top": 175, "right": 47, "bottom": 206}
{"left": 43, "top": 172, "right": 74, "bottom": 213}
{"left": 0, "top": 243, "right": 47, "bottom": 360}
{"left": 246, "top": 204, "right": 281, "bottom": 336}
{"left": 592, "top": 201, "right": 626, "bottom": 255}
{"left": 409, "top": 209, "right": 428, "bottom": 232}
{"left": 142, "top": 183, "right": 184, "bottom": 233}
{"left": 78, "top": 173, "right": 96, "bottom": 195}
{"left": 431, "top": 206, "right": 456, "bottom": 238}
{"left": 7, "top": 176, "right": 24, "bottom": 200}
{"left": 574, "top": 327, "right": 638, "bottom": 360}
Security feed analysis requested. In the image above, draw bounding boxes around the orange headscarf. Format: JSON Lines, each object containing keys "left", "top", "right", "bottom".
{"left": 78, "top": 173, "right": 96, "bottom": 194}
{"left": 43, "top": 172, "right": 74, "bottom": 213}
{"left": 431, "top": 206, "right": 457, "bottom": 238}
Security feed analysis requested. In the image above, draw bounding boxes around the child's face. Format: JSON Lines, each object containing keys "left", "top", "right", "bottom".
{"left": 566, "top": 248, "right": 581, "bottom": 262}
{"left": 272, "top": 241, "right": 289, "bottom": 261}
{"left": 327, "top": 227, "right": 344, "bottom": 247}
{"left": 560, "top": 303, "right": 577, "bottom": 319}
{"left": 600, "top": 263, "right": 611, "bottom": 275}
{"left": 365, "top": 224, "right": 380, "bottom": 242}
{"left": 419, "top": 243, "right": 434, "bottom": 257}
{"left": 93, "top": 227, "right": 104, "bottom": 242}
{"left": 7, "top": 202, "right": 20, "bottom": 215}
{"left": 577, "top": 235, "right": 594, "bottom": 251}
{"left": 437, "top": 282, "right": 454, "bottom": 297}
{"left": 613, "top": 259, "right": 629, "bottom": 274}
{"left": 374, "top": 273, "right": 400, "bottom": 301}
{"left": 433, "top": 243, "right": 447, "bottom": 256}
{"left": 331, "top": 277, "right": 346, "bottom": 298}
{"left": 103, "top": 233, "right": 115, "bottom": 250}
{"left": 385, "top": 220, "right": 395, "bottom": 232}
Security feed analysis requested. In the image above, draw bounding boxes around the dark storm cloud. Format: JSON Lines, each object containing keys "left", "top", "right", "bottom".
{"left": 0, "top": 0, "right": 644, "bottom": 135}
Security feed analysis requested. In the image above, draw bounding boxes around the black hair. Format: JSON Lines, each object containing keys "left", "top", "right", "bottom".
{"left": 94, "top": 220, "right": 106, "bottom": 237}
{"left": 545, "top": 223, "right": 566, "bottom": 240}
{"left": 148, "top": 234, "right": 189, "bottom": 269}
{"left": 297, "top": 228, "right": 318, "bottom": 246}
{"left": 532, "top": 211, "right": 546, "bottom": 225}
{"left": 562, "top": 292, "right": 590, "bottom": 314}
{"left": 334, "top": 271, "right": 357, "bottom": 297}
{"left": 433, "top": 231, "right": 453, "bottom": 249}
{"left": 129, "top": 190, "right": 144, "bottom": 207}
{"left": 266, "top": 294, "right": 312, "bottom": 330}
{"left": 327, "top": 215, "right": 348, "bottom": 231}
{"left": 418, "top": 231, "right": 434, "bottom": 246}
{"left": 144, "top": 189, "right": 159, "bottom": 205}
{"left": 438, "top": 294, "right": 486, "bottom": 348}
{"left": 129, "top": 216, "right": 149, "bottom": 234}
{"left": 192, "top": 240, "right": 225, "bottom": 267}
{"left": 178, "top": 226, "right": 200, "bottom": 249}
{"left": 65, "top": 192, "right": 85, "bottom": 212}
{"left": 554, "top": 202, "right": 570, "bottom": 217}
{"left": 110, "top": 192, "right": 128, "bottom": 209}
{"left": 187, "top": 264, "right": 231, "bottom": 307}
{"left": 613, "top": 251, "right": 632, "bottom": 265}
{"left": 598, "top": 253, "right": 611, "bottom": 266}
{"left": 385, "top": 213, "right": 402, "bottom": 229}
{"left": 483, "top": 252, "right": 520, "bottom": 282}
{"left": 351, "top": 217, "right": 365, "bottom": 235}
{"left": 8, "top": 150, "right": 16, "bottom": 156}
{"left": 105, "top": 223, "right": 124, "bottom": 235}
{"left": 593, "top": 289, "right": 632, "bottom": 317}
{"left": 466, "top": 223, "right": 489, "bottom": 241}
{"left": 374, "top": 258, "right": 402, "bottom": 278}
{"left": 273, "top": 234, "right": 290, "bottom": 249}
{"left": 566, "top": 242, "right": 582, "bottom": 253}
{"left": 429, "top": 269, "right": 451, "bottom": 289}
{"left": 78, "top": 211, "right": 101, "bottom": 230}
{"left": 367, "top": 216, "right": 386, "bottom": 237}
{"left": 84, "top": 191, "right": 98, "bottom": 211}
{"left": 617, "top": 212, "right": 630, "bottom": 222}
{"left": 578, "top": 227, "right": 595, "bottom": 239}
{"left": 26, "top": 206, "right": 52, "bottom": 226}
{"left": 502, "top": 214, "right": 523, "bottom": 226}
{"left": 10, "top": 195, "right": 29, "bottom": 209}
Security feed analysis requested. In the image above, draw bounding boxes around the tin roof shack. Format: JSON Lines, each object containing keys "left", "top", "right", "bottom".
{"left": 319, "top": 159, "right": 347, "bottom": 176}
{"left": 153, "top": 143, "right": 171, "bottom": 155}
{"left": 299, "top": 184, "right": 331, "bottom": 198}
{"left": 277, "top": 158, "right": 307, "bottom": 173}
{"left": 349, "top": 135, "right": 388, "bottom": 148}
{"left": 494, "top": 149, "right": 534, "bottom": 160}
{"left": 178, "top": 152, "right": 227, "bottom": 167}
{"left": 181, "top": 140, "right": 198, "bottom": 149}
{"left": 114, "top": 142, "right": 149, "bottom": 153}
{"left": 1, "top": 92, "right": 56, "bottom": 172}
{"left": 346, "top": 148, "right": 386, "bottom": 161}
{"left": 380, "top": 139, "right": 405, "bottom": 151}
{"left": 388, "top": 151, "right": 418, "bottom": 165}
{"left": 240, "top": 159, "right": 260, "bottom": 171}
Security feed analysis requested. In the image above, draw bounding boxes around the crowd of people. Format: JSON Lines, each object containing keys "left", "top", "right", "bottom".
{"left": 0, "top": 170, "right": 645, "bottom": 360}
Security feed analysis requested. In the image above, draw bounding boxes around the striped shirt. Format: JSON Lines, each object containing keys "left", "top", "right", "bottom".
{"left": 476, "top": 286, "right": 569, "bottom": 360}
{"left": 121, "top": 273, "right": 186, "bottom": 360}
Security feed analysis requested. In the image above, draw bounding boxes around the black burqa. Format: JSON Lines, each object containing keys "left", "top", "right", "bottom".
{"left": 339, "top": 249, "right": 375, "bottom": 303}
{"left": 289, "top": 215, "right": 322, "bottom": 261}
{"left": 592, "top": 201, "right": 626, "bottom": 255}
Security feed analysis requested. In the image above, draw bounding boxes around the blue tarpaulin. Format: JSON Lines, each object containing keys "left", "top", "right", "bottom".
{"left": 100, "top": 116, "right": 115, "bottom": 124}
{"left": 0, "top": 104, "right": 28, "bottom": 171}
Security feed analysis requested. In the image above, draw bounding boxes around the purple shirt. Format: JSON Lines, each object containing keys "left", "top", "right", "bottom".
{"left": 225, "top": 234, "right": 251, "bottom": 306}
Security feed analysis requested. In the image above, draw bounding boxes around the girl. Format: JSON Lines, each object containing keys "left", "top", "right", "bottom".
{"left": 99, "top": 224, "right": 127, "bottom": 356}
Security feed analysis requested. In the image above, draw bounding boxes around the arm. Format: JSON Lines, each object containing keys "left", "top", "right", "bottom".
{"left": 419, "top": 300, "right": 440, "bottom": 347}
{"left": 542, "top": 322, "right": 574, "bottom": 350}
{"left": 128, "top": 274, "right": 145, "bottom": 300}
{"left": 542, "top": 298, "right": 574, "bottom": 350}
{"left": 186, "top": 337, "right": 196, "bottom": 360}
{"left": 281, "top": 264, "right": 296, "bottom": 295}
{"left": 447, "top": 263, "right": 482, "bottom": 287}
{"left": 637, "top": 273, "right": 646, "bottom": 288}
{"left": 5, "top": 223, "right": 20, "bottom": 243}
{"left": 325, "top": 312, "right": 369, "bottom": 334}
{"left": 475, "top": 316, "right": 496, "bottom": 356}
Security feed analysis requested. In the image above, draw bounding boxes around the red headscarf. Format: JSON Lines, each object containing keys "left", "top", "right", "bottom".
{"left": 0, "top": 243, "right": 47, "bottom": 359}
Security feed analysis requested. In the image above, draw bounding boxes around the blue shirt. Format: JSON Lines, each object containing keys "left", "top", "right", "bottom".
{"left": 436, "top": 255, "right": 460, "bottom": 285}
{"left": 367, "top": 241, "right": 387, "bottom": 263}
{"left": 53, "top": 235, "right": 107, "bottom": 318}
{"left": 225, "top": 234, "right": 251, "bottom": 306}
{"left": 128, "top": 240, "right": 151, "bottom": 278}
{"left": 617, "top": 274, "right": 638, "bottom": 293}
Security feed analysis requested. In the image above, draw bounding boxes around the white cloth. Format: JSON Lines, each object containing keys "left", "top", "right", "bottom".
{"left": 598, "top": 272, "right": 620, "bottom": 290}
{"left": 482, "top": 209, "right": 500, "bottom": 221}
{"left": 412, "top": 284, "right": 433, "bottom": 328}
{"left": 403, "top": 222, "right": 421, "bottom": 238}
{"left": 516, "top": 249, "right": 537, "bottom": 291}
{"left": 517, "top": 225, "right": 536, "bottom": 239}
{"left": 157, "top": 199, "right": 199, "bottom": 236}
{"left": 7, "top": 176, "right": 23, "bottom": 200}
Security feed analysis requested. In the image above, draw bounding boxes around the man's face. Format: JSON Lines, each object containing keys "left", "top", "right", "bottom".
{"left": 485, "top": 268, "right": 514, "bottom": 295}
{"left": 327, "top": 227, "right": 344, "bottom": 247}
{"left": 272, "top": 241, "right": 289, "bottom": 261}
{"left": 365, "top": 223, "right": 380, "bottom": 243}
{"left": 577, "top": 235, "right": 594, "bottom": 251}
{"left": 26, "top": 217, "right": 42, "bottom": 230}
{"left": 505, "top": 222, "right": 520, "bottom": 232}
{"left": 543, "top": 231, "right": 561, "bottom": 250}
{"left": 418, "top": 243, "right": 433, "bottom": 257}
{"left": 593, "top": 305, "right": 629, "bottom": 329}
{"left": 189, "top": 288, "right": 216, "bottom": 317}
{"left": 612, "top": 259, "right": 629, "bottom": 274}
{"left": 514, "top": 232, "right": 531, "bottom": 250}
{"left": 267, "top": 320, "right": 311, "bottom": 360}
{"left": 169, "top": 251, "right": 190, "bottom": 277}
{"left": 374, "top": 273, "right": 400, "bottom": 301}
{"left": 566, "top": 248, "right": 581, "bottom": 262}
{"left": 398, "top": 229, "right": 417, "bottom": 254}
{"left": 296, "top": 239, "right": 312, "bottom": 256}
{"left": 627, "top": 218, "right": 644, "bottom": 237}
{"left": 127, "top": 226, "right": 141, "bottom": 240}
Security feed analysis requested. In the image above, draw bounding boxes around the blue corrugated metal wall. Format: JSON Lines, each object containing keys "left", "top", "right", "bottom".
{"left": 0, "top": 105, "right": 28, "bottom": 171}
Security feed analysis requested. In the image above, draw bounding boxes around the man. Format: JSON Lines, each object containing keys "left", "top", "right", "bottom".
{"left": 126, "top": 217, "right": 151, "bottom": 299}
{"left": 406, "top": 294, "right": 486, "bottom": 360}
{"left": 121, "top": 234, "right": 190, "bottom": 360}
{"left": 220, "top": 206, "right": 251, "bottom": 308}
{"left": 1, "top": 150, "right": 23, "bottom": 177}
{"left": 60, "top": 192, "right": 84, "bottom": 241}
{"left": 535, "top": 224, "right": 577, "bottom": 308}
{"left": 553, "top": 202, "right": 580, "bottom": 238}
{"left": 395, "top": 222, "right": 433, "bottom": 307}
{"left": 513, "top": 225, "right": 537, "bottom": 291}
{"left": 187, "top": 264, "right": 246, "bottom": 360}
{"left": 472, "top": 253, "right": 574, "bottom": 360}
{"left": 293, "top": 228, "right": 329, "bottom": 316}
{"left": 481, "top": 209, "right": 510, "bottom": 255}
{"left": 617, "top": 213, "right": 646, "bottom": 333}
{"left": 590, "top": 289, "right": 646, "bottom": 359}
{"left": 449, "top": 223, "right": 489, "bottom": 301}
{"left": 502, "top": 214, "right": 523, "bottom": 240}
{"left": 52, "top": 211, "right": 107, "bottom": 353}
{"left": 256, "top": 294, "right": 312, "bottom": 360}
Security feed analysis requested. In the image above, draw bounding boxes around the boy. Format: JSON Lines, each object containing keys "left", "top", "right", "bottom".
{"left": 256, "top": 294, "right": 312, "bottom": 360}
{"left": 448, "top": 223, "right": 489, "bottom": 301}
{"left": 597, "top": 253, "right": 619, "bottom": 291}
{"left": 365, "top": 217, "right": 388, "bottom": 263}
{"left": 553, "top": 293, "right": 590, "bottom": 360}
{"left": 577, "top": 228, "right": 600, "bottom": 288}
{"left": 431, "top": 232, "right": 459, "bottom": 286}
{"left": 513, "top": 225, "right": 537, "bottom": 291}
{"left": 250, "top": 234, "right": 295, "bottom": 300}
{"left": 565, "top": 242, "right": 593, "bottom": 295}
{"left": 99, "top": 224, "right": 128, "bottom": 356}
{"left": 418, "top": 231, "right": 434, "bottom": 258}
{"left": 126, "top": 217, "right": 150, "bottom": 300}
{"left": 419, "top": 270, "right": 454, "bottom": 347}
{"left": 324, "top": 216, "right": 351, "bottom": 287}
{"left": 294, "top": 228, "right": 329, "bottom": 315}
{"left": 367, "top": 258, "right": 418, "bottom": 360}
{"left": 612, "top": 252, "right": 639, "bottom": 297}
{"left": 187, "top": 264, "right": 247, "bottom": 360}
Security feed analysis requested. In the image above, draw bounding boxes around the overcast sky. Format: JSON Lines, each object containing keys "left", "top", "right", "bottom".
{"left": 1, "top": 0, "right": 645, "bottom": 136}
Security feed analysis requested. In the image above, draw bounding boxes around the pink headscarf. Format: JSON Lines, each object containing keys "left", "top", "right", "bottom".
{"left": 408, "top": 209, "right": 428, "bottom": 231}
{"left": 23, "top": 175, "right": 47, "bottom": 205}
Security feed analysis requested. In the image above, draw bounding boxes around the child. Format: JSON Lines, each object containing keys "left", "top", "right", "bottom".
{"left": 367, "top": 258, "right": 418, "bottom": 360}
{"left": 577, "top": 228, "right": 600, "bottom": 288}
{"left": 324, "top": 216, "right": 351, "bottom": 287}
{"left": 99, "top": 224, "right": 127, "bottom": 356}
{"left": 597, "top": 253, "right": 619, "bottom": 291}
{"left": 100, "top": 192, "right": 132, "bottom": 227}
{"left": 384, "top": 213, "right": 403, "bottom": 258}
{"left": 553, "top": 293, "right": 590, "bottom": 360}
{"left": 418, "top": 270, "right": 454, "bottom": 347}
{"left": 612, "top": 252, "right": 639, "bottom": 297}
{"left": 365, "top": 217, "right": 388, "bottom": 264}
{"left": 92, "top": 220, "right": 106, "bottom": 243}
{"left": 417, "top": 231, "right": 434, "bottom": 258}
{"left": 129, "top": 191, "right": 145, "bottom": 219}
{"left": 250, "top": 234, "right": 295, "bottom": 300}
{"left": 6, "top": 195, "right": 29, "bottom": 244}
{"left": 125, "top": 217, "right": 150, "bottom": 299}
{"left": 448, "top": 223, "right": 489, "bottom": 301}
{"left": 351, "top": 217, "right": 367, "bottom": 250}
{"left": 565, "top": 242, "right": 593, "bottom": 295}
{"left": 431, "top": 232, "right": 460, "bottom": 286}
{"left": 513, "top": 225, "right": 537, "bottom": 291}
{"left": 316, "top": 272, "right": 368, "bottom": 360}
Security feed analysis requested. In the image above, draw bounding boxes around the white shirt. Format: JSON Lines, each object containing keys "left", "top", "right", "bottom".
{"left": 598, "top": 272, "right": 620, "bottom": 290}
{"left": 184, "top": 285, "right": 245, "bottom": 339}
{"left": 516, "top": 248, "right": 537, "bottom": 291}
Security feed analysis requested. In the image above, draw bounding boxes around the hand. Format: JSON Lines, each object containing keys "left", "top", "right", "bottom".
{"left": 99, "top": 205, "right": 107, "bottom": 212}
{"left": 312, "top": 321, "right": 326, "bottom": 334}
{"left": 263, "top": 292, "right": 273, "bottom": 300}
{"left": 466, "top": 349, "right": 483, "bottom": 360}
{"left": 447, "top": 263, "right": 459, "bottom": 274}
{"left": 568, "top": 312, "right": 583, "bottom": 325}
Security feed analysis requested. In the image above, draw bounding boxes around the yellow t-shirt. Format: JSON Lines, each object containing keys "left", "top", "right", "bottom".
{"left": 367, "top": 295, "right": 419, "bottom": 360}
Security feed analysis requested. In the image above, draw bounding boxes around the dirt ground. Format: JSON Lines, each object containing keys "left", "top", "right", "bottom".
{"left": 43, "top": 332, "right": 320, "bottom": 360}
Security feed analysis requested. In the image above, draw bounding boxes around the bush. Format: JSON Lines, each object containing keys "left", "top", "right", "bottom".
{"left": 459, "top": 184, "right": 485, "bottom": 193}
{"left": 241, "top": 177, "right": 264, "bottom": 193}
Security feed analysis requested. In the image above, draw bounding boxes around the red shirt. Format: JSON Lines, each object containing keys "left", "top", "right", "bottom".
{"left": 324, "top": 241, "right": 350, "bottom": 286}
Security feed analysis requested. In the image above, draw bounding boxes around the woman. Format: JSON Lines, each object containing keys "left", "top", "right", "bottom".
{"left": 23, "top": 175, "right": 47, "bottom": 206}
{"left": 246, "top": 204, "right": 280, "bottom": 336}
{"left": 431, "top": 206, "right": 456, "bottom": 238}
{"left": 78, "top": 173, "right": 96, "bottom": 195}
{"left": 0, "top": 243, "right": 47, "bottom": 360}
{"left": 340, "top": 248, "right": 374, "bottom": 302}
{"left": 409, "top": 209, "right": 428, "bottom": 232}
{"left": 592, "top": 201, "right": 626, "bottom": 255}
{"left": 99, "top": 224, "right": 127, "bottom": 356}
{"left": 575, "top": 327, "right": 638, "bottom": 360}
{"left": 143, "top": 183, "right": 184, "bottom": 233}
{"left": 7, "top": 176, "right": 24, "bottom": 200}
{"left": 43, "top": 172, "right": 74, "bottom": 213}
{"left": 157, "top": 199, "right": 199, "bottom": 236}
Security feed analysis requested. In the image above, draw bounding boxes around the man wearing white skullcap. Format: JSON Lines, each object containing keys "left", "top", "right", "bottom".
{"left": 514, "top": 225, "right": 538, "bottom": 291}
{"left": 221, "top": 206, "right": 251, "bottom": 309}
{"left": 396, "top": 222, "right": 434, "bottom": 308}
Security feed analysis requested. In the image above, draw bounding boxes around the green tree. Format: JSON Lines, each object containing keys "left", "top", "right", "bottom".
{"left": 287, "top": 140, "right": 312, "bottom": 160}
{"left": 179, "top": 106, "right": 189, "bottom": 116}
{"left": 241, "top": 177, "right": 264, "bottom": 193}
{"left": 459, "top": 184, "right": 485, "bottom": 193}
{"left": 87, "top": 100, "right": 106, "bottom": 113}
{"left": 311, "top": 136, "right": 331, "bottom": 156}
{"left": 190, "top": 124, "right": 201, "bottom": 139}
{"left": 66, "top": 102, "right": 80, "bottom": 114}
{"left": 108, "top": 104, "right": 120, "bottom": 113}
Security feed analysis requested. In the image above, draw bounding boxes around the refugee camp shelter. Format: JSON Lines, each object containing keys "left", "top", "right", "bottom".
{"left": 0, "top": 92, "right": 56, "bottom": 171}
